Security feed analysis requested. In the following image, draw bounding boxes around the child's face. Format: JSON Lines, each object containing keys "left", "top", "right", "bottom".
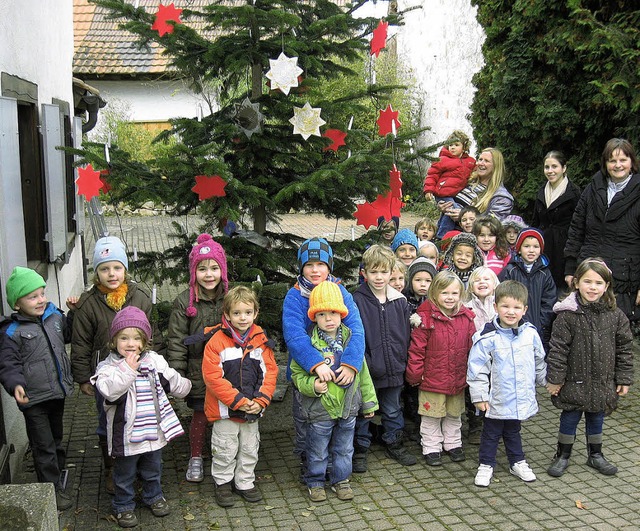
{"left": 452, "top": 244, "right": 475, "bottom": 271}
{"left": 395, "top": 244, "right": 417, "bottom": 266}
{"left": 362, "top": 267, "right": 391, "bottom": 293}
{"left": 471, "top": 272, "right": 496, "bottom": 300}
{"left": 495, "top": 296, "right": 527, "bottom": 329}
{"left": 505, "top": 227, "right": 519, "bottom": 245}
{"left": 15, "top": 287, "right": 47, "bottom": 318}
{"left": 315, "top": 311, "right": 341, "bottom": 337}
{"left": 449, "top": 141, "right": 464, "bottom": 157}
{"left": 416, "top": 224, "right": 435, "bottom": 241}
{"left": 115, "top": 327, "right": 145, "bottom": 358}
{"left": 380, "top": 222, "right": 397, "bottom": 243}
{"left": 476, "top": 226, "right": 496, "bottom": 252}
{"left": 96, "top": 261, "right": 126, "bottom": 290}
{"left": 519, "top": 237, "right": 541, "bottom": 264}
{"left": 225, "top": 301, "right": 257, "bottom": 333}
{"left": 459, "top": 212, "right": 476, "bottom": 233}
{"left": 419, "top": 245, "right": 438, "bottom": 262}
{"left": 411, "top": 271, "right": 433, "bottom": 297}
{"left": 576, "top": 269, "right": 609, "bottom": 304}
{"left": 302, "top": 261, "right": 330, "bottom": 286}
{"left": 437, "top": 282, "right": 461, "bottom": 315}
{"left": 389, "top": 267, "right": 405, "bottom": 292}
{"left": 196, "top": 259, "right": 221, "bottom": 294}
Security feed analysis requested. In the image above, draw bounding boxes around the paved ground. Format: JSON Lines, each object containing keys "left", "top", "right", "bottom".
{"left": 15, "top": 212, "right": 640, "bottom": 530}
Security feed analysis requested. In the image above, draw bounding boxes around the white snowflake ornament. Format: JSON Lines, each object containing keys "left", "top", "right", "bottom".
{"left": 289, "top": 102, "right": 326, "bottom": 140}
{"left": 265, "top": 52, "right": 303, "bottom": 95}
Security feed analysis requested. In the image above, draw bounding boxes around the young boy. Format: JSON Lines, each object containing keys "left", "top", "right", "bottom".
{"left": 440, "top": 232, "right": 485, "bottom": 288}
{"left": 391, "top": 228, "right": 419, "bottom": 267}
{"left": 291, "top": 281, "right": 378, "bottom": 502}
{"left": 389, "top": 259, "right": 407, "bottom": 293}
{"left": 403, "top": 257, "right": 437, "bottom": 314}
{"left": 354, "top": 245, "right": 415, "bottom": 469}
{"left": 498, "top": 228, "right": 556, "bottom": 346}
{"left": 415, "top": 218, "right": 437, "bottom": 243}
{"left": 0, "top": 267, "right": 74, "bottom": 510}
{"left": 202, "top": 286, "right": 278, "bottom": 507}
{"left": 467, "top": 281, "right": 547, "bottom": 487}
{"left": 502, "top": 215, "right": 527, "bottom": 252}
{"left": 458, "top": 206, "right": 480, "bottom": 234}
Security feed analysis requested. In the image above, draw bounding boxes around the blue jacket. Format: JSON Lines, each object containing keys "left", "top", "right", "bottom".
{"left": 467, "top": 317, "right": 547, "bottom": 420}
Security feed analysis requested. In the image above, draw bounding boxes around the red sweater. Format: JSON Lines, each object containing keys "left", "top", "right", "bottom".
{"left": 423, "top": 147, "right": 476, "bottom": 197}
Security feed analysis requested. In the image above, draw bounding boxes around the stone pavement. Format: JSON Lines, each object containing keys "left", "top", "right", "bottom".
{"left": 15, "top": 212, "right": 640, "bottom": 530}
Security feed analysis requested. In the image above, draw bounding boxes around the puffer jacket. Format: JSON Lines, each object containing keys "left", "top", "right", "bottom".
{"left": 546, "top": 292, "right": 634, "bottom": 415}
{"left": 467, "top": 318, "right": 547, "bottom": 420}
{"left": 423, "top": 147, "right": 476, "bottom": 197}
{"left": 166, "top": 288, "right": 222, "bottom": 400}
{"left": 406, "top": 300, "right": 475, "bottom": 395}
{"left": 0, "top": 303, "right": 73, "bottom": 409}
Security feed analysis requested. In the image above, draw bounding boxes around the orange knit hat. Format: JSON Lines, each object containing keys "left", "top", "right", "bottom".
{"left": 308, "top": 281, "right": 348, "bottom": 321}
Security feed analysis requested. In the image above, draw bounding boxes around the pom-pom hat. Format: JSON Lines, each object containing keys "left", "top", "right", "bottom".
{"left": 308, "top": 281, "right": 348, "bottom": 321}
{"left": 391, "top": 228, "right": 419, "bottom": 253}
{"left": 93, "top": 236, "right": 128, "bottom": 270}
{"left": 298, "top": 238, "right": 334, "bottom": 273}
{"left": 110, "top": 306, "right": 152, "bottom": 341}
{"left": 6, "top": 266, "right": 46, "bottom": 308}
{"left": 516, "top": 228, "right": 545, "bottom": 253}
{"left": 187, "top": 233, "right": 228, "bottom": 317}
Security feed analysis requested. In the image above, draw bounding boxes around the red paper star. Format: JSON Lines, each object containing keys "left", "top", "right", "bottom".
{"left": 370, "top": 20, "right": 389, "bottom": 57}
{"left": 152, "top": 3, "right": 183, "bottom": 37}
{"left": 376, "top": 104, "right": 401, "bottom": 136}
{"left": 99, "top": 170, "right": 112, "bottom": 194}
{"left": 353, "top": 202, "right": 380, "bottom": 229}
{"left": 371, "top": 191, "right": 404, "bottom": 220}
{"left": 192, "top": 175, "right": 227, "bottom": 200}
{"left": 389, "top": 164, "right": 402, "bottom": 199}
{"left": 323, "top": 129, "right": 347, "bottom": 152}
{"left": 76, "top": 164, "right": 104, "bottom": 201}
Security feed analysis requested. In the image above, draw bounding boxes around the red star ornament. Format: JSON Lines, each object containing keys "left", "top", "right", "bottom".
{"left": 323, "top": 129, "right": 347, "bottom": 152}
{"left": 353, "top": 202, "right": 380, "bottom": 229}
{"left": 370, "top": 20, "right": 389, "bottom": 57}
{"left": 389, "top": 164, "right": 402, "bottom": 199}
{"left": 376, "top": 104, "right": 401, "bottom": 136}
{"left": 76, "top": 164, "right": 104, "bottom": 201}
{"left": 192, "top": 175, "right": 227, "bottom": 200}
{"left": 152, "top": 3, "right": 183, "bottom": 37}
{"left": 99, "top": 170, "right": 112, "bottom": 194}
{"left": 371, "top": 191, "right": 404, "bottom": 220}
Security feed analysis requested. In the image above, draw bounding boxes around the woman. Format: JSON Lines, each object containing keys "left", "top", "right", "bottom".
{"left": 531, "top": 151, "right": 581, "bottom": 292}
{"left": 564, "top": 138, "right": 640, "bottom": 326}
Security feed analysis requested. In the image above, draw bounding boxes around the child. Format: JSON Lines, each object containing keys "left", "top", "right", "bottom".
{"left": 202, "top": 286, "right": 278, "bottom": 507}
{"left": 167, "top": 233, "right": 227, "bottom": 483}
{"left": 291, "top": 281, "right": 378, "bottom": 502}
{"left": 389, "top": 259, "right": 407, "bottom": 293}
{"left": 439, "top": 232, "right": 485, "bottom": 288}
{"left": 92, "top": 307, "right": 191, "bottom": 527}
{"left": 0, "top": 267, "right": 74, "bottom": 511}
{"left": 423, "top": 130, "right": 476, "bottom": 239}
{"left": 499, "top": 229, "right": 556, "bottom": 346}
{"left": 546, "top": 259, "right": 633, "bottom": 477}
{"left": 391, "top": 228, "right": 419, "bottom": 267}
{"left": 415, "top": 218, "right": 437, "bottom": 243}
{"left": 473, "top": 216, "right": 511, "bottom": 275}
{"left": 69, "top": 235, "right": 158, "bottom": 494}
{"left": 403, "top": 257, "right": 437, "bottom": 314}
{"left": 502, "top": 215, "right": 527, "bottom": 253}
{"left": 418, "top": 241, "right": 439, "bottom": 263}
{"left": 467, "top": 281, "right": 547, "bottom": 487}
{"left": 377, "top": 216, "right": 399, "bottom": 246}
{"left": 406, "top": 271, "right": 476, "bottom": 465}
{"left": 458, "top": 206, "right": 480, "bottom": 234}
{"left": 354, "top": 245, "right": 415, "bottom": 469}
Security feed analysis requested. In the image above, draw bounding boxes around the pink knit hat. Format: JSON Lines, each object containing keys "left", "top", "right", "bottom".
{"left": 187, "top": 233, "right": 228, "bottom": 317}
{"left": 110, "top": 306, "right": 152, "bottom": 340}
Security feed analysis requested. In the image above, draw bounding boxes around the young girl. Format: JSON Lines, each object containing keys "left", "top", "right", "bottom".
{"left": 473, "top": 216, "right": 511, "bottom": 275}
{"left": 418, "top": 241, "right": 439, "bottom": 263}
{"left": 167, "top": 233, "right": 228, "bottom": 483}
{"left": 92, "top": 307, "right": 191, "bottom": 528}
{"left": 405, "top": 271, "right": 476, "bottom": 466}
{"left": 439, "top": 232, "right": 485, "bottom": 288}
{"left": 546, "top": 258, "right": 633, "bottom": 477}
{"left": 377, "top": 216, "right": 399, "bottom": 246}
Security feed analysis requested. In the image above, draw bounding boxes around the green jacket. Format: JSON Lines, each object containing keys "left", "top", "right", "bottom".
{"left": 291, "top": 324, "right": 377, "bottom": 421}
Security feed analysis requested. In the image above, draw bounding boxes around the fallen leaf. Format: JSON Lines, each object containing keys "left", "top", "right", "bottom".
{"left": 362, "top": 506, "right": 372, "bottom": 511}
{"left": 264, "top": 505, "right": 274, "bottom": 511}
{"left": 77, "top": 450, "right": 85, "bottom": 454}
{"left": 301, "top": 511, "right": 311, "bottom": 517}
{"left": 386, "top": 482, "right": 395, "bottom": 486}
{"left": 306, "top": 506, "right": 316, "bottom": 511}
{"left": 184, "top": 513, "right": 195, "bottom": 521}
{"left": 575, "top": 500, "right": 588, "bottom": 510}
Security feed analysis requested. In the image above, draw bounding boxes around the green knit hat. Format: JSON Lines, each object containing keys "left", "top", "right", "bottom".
{"left": 6, "top": 266, "right": 46, "bottom": 308}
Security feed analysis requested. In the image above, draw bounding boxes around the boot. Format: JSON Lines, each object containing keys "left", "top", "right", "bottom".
{"left": 352, "top": 445, "right": 368, "bottom": 473}
{"left": 385, "top": 438, "right": 417, "bottom": 466}
{"left": 586, "top": 435, "right": 617, "bottom": 475}
{"left": 547, "top": 440, "right": 574, "bottom": 477}
{"left": 99, "top": 436, "right": 115, "bottom": 495}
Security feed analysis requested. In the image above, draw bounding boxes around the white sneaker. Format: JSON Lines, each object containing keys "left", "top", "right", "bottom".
{"left": 510, "top": 460, "right": 536, "bottom": 482}
{"left": 474, "top": 464, "right": 494, "bottom": 487}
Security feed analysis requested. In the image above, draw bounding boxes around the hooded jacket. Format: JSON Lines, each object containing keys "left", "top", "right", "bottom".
{"left": 423, "top": 147, "right": 476, "bottom": 197}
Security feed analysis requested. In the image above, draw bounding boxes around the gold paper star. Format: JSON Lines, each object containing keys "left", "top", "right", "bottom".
{"left": 289, "top": 102, "right": 326, "bottom": 140}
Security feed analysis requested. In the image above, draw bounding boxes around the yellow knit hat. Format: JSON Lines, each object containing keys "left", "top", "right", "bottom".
{"left": 308, "top": 281, "right": 348, "bottom": 321}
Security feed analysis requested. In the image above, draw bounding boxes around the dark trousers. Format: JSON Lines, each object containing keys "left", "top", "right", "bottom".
{"left": 112, "top": 449, "right": 164, "bottom": 513}
{"left": 559, "top": 410, "right": 605, "bottom": 436}
{"left": 355, "top": 385, "right": 404, "bottom": 447}
{"left": 478, "top": 417, "right": 525, "bottom": 468}
{"left": 22, "top": 398, "right": 66, "bottom": 486}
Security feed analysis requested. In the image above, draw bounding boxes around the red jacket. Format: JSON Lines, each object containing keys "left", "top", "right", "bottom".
{"left": 406, "top": 300, "right": 475, "bottom": 395}
{"left": 423, "top": 147, "right": 476, "bottom": 197}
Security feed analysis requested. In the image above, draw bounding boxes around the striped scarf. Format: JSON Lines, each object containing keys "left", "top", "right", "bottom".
{"left": 130, "top": 359, "right": 184, "bottom": 443}
{"left": 296, "top": 274, "right": 340, "bottom": 299}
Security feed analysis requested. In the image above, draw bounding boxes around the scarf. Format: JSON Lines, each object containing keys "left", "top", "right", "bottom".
{"left": 130, "top": 358, "right": 184, "bottom": 443}
{"left": 544, "top": 176, "right": 569, "bottom": 208}
{"left": 295, "top": 274, "right": 340, "bottom": 299}
{"left": 97, "top": 282, "right": 129, "bottom": 311}
{"left": 221, "top": 314, "right": 255, "bottom": 347}
{"left": 316, "top": 326, "right": 352, "bottom": 388}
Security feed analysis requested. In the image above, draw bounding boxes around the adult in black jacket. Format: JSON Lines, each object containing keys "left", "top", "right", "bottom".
{"left": 531, "top": 151, "right": 581, "bottom": 292}
{"left": 564, "top": 138, "right": 640, "bottom": 325}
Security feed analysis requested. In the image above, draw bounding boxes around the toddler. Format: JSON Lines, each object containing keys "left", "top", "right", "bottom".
{"left": 389, "top": 259, "right": 407, "bottom": 292}
{"left": 439, "top": 232, "right": 485, "bottom": 288}
{"left": 391, "top": 228, "right": 419, "bottom": 267}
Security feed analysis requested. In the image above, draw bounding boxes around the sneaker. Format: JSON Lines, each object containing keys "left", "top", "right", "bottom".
{"left": 215, "top": 482, "right": 236, "bottom": 508}
{"left": 185, "top": 457, "right": 204, "bottom": 483}
{"left": 233, "top": 485, "right": 263, "bottom": 503}
{"left": 331, "top": 480, "right": 354, "bottom": 501}
{"left": 308, "top": 486, "right": 327, "bottom": 502}
{"left": 149, "top": 498, "right": 170, "bottom": 517}
{"left": 55, "top": 489, "right": 73, "bottom": 511}
{"left": 510, "top": 460, "right": 536, "bottom": 482}
{"left": 474, "top": 464, "right": 493, "bottom": 487}
{"left": 424, "top": 452, "right": 442, "bottom": 466}
{"left": 447, "top": 447, "right": 466, "bottom": 462}
{"left": 115, "top": 510, "right": 138, "bottom": 528}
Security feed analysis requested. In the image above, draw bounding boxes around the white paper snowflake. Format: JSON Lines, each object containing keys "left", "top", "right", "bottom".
{"left": 289, "top": 102, "right": 326, "bottom": 140}
{"left": 234, "top": 97, "right": 263, "bottom": 138}
{"left": 265, "top": 52, "right": 303, "bottom": 95}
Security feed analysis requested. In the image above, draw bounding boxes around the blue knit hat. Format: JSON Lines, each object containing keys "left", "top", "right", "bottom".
{"left": 391, "top": 228, "right": 419, "bottom": 253}
{"left": 297, "top": 237, "right": 334, "bottom": 273}
{"left": 93, "top": 236, "right": 128, "bottom": 270}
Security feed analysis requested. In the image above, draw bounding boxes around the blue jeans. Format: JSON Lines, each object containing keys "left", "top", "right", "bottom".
{"left": 112, "top": 450, "right": 164, "bottom": 513}
{"left": 559, "top": 410, "right": 604, "bottom": 436}
{"left": 292, "top": 387, "right": 306, "bottom": 459}
{"left": 305, "top": 416, "right": 356, "bottom": 488}
{"left": 435, "top": 197, "right": 460, "bottom": 239}
{"left": 355, "top": 385, "right": 404, "bottom": 448}
{"left": 478, "top": 417, "right": 525, "bottom": 468}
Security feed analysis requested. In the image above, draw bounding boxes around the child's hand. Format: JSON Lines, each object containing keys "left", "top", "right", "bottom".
{"left": 314, "top": 379, "right": 328, "bottom": 394}
{"left": 239, "top": 400, "right": 262, "bottom": 415}
{"left": 547, "top": 383, "right": 562, "bottom": 396}
{"left": 425, "top": 193, "right": 434, "bottom": 202}
{"left": 13, "top": 385, "right": 29, "bottom": 405}
{"left": 334, "top": 366, "right": 355, "bottom": 386}
{"left": 474, "top": 401, "right": 489, "bottom": 412}
{"left": 363, "top": 412, "right": 375, "bottom": 419}
{"left": 80, "top": 382, "right": 94, "bottom": 396}
{"left": 314, "top": 363, "right": 335, "bottom": 382}
{"left": 124, "top": 351, "right": 141, "bottom": 370}
{"left": 616, "top": 385, "right": 629, "bottom": 396}
{"left": 66, "top": 296, "right": 80, "bottom": 310}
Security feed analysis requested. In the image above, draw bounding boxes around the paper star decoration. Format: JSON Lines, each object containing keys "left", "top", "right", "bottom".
{"left": 353, "top": 202, "right": 381, "bottom": 229}
{"left": 389, "top": 164, "right": 403, "bottom": 199}
{"left": 234, "top": 97, "right": 263, "bottom": 138}
{"left": 376, "top": 104, "right": 401, "bottom": 136}
{"left": 370, "top": 20, "right": 389, "bottom": 57}
{"left": 152, "top": 3, "right": 183, "bottom": 37}
{"left": 76, "top": 164, "right": 104, "bottom": 201}
{"left": 371, "top": 191, "right": 404, "bottom": 220}
{"left": 289, "top": 102, "right": 326, "bottom": 140}
{"left": 192, "top": 175, "right": 227, "bottom": 200}
{"left": 323, "top": 129, "right": 347, "bottom": 152}
{"left": 265, "top": 52, "right": 304, "bottom": 95}
{"left": 99, "top": 169, "right": 112, "bottom": 194}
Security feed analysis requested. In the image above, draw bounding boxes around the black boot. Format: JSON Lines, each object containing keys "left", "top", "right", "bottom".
{"left": 586, "top": 440, "right": 618, "bottom": 476}
{"left": 385, "top": 438, "right": 417, "bottom": 466}
{"left": 352, "top": 445, "right": 369, "bottom": 473}
{"left": 547, "top": 442, "right": 573, "bottom": 477}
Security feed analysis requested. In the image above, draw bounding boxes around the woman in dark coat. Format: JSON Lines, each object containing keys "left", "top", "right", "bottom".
{"left": 531, "top": 151, "right": 581, "bottom": 292}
